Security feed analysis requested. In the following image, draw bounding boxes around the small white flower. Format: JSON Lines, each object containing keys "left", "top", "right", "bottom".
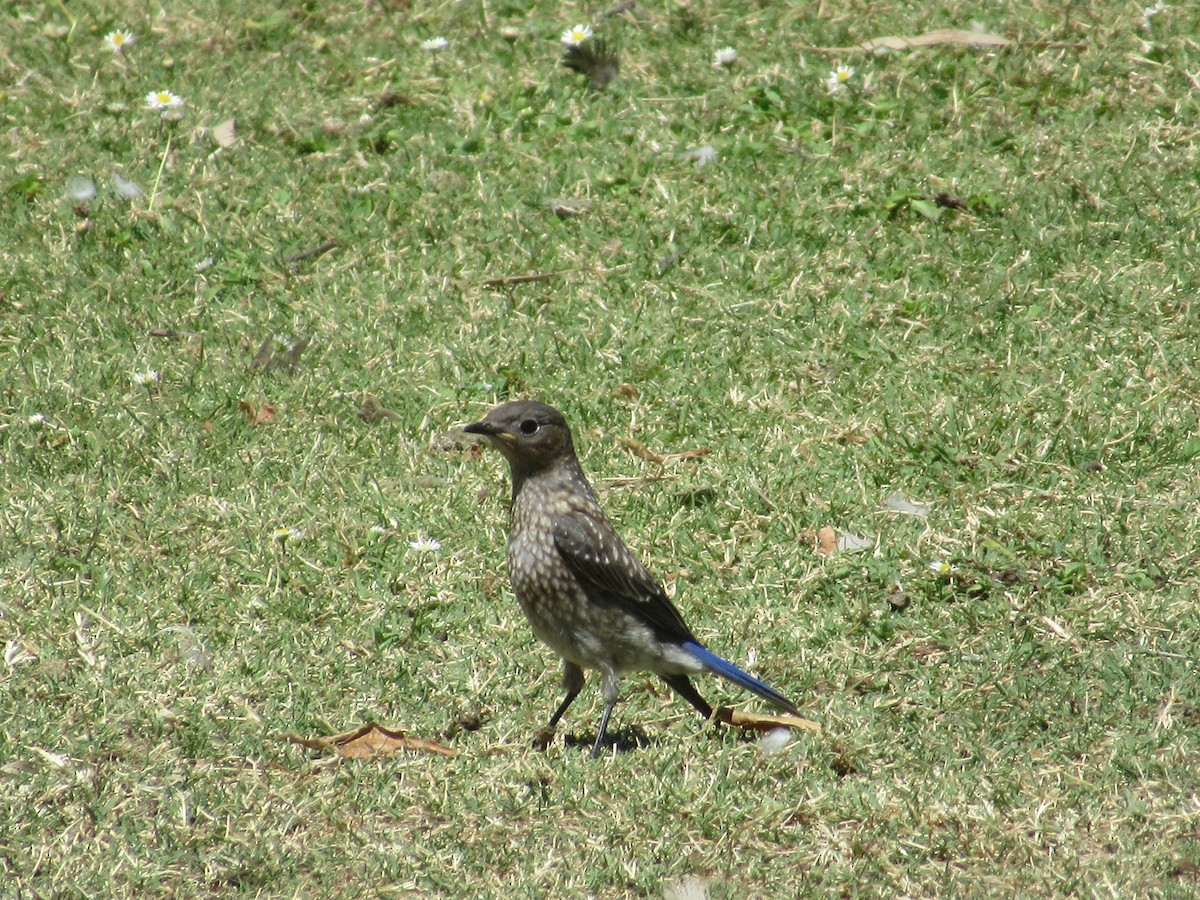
{"left": 104, "top": 29, "right": 135, "bottom": 53}
{"left": 27, "top": 413, "right": 46, "bottom": 425}
{"left": 409, "top": 537, "right": 442, "bottom": 553}
{"left": 561, "top": 24, "right": 593, "bottom": 46}
{"left": 825, "top": 64, "right": 855, "bottom": 93}
{"left": 274, "top": 527, "right": 306, "bottom": 542}
{"left": 421, "top": 36, "right": 449, "bottom": 51}
{"left": 1142, "top": 1, "right": 1164, "bottom": 28}
{"left": 132, "top": 369, "right": 159, "bottom": 386}
{"left": 370, "top": 524, "right": 389, "bottom": 534}
{"left": 713, "top": 46, "right": 737, "bottom": 67}
{"left": 929, "top": 559, "right": 958, "bottom": 577}
{"left": 145, "top": 90, "right": 184, "bottom": 111}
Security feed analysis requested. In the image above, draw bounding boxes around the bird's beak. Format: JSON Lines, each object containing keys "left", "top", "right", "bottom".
{"left": 463, "top": 420, "right": 516, "bottom": 444}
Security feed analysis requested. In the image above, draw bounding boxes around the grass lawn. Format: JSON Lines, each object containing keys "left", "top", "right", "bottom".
{"left": 3, "top": 1, "right": 1199, "bottom": 896}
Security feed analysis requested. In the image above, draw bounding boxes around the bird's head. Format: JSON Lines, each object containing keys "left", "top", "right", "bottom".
{"left": 463, "top": 400, "right": 576, "bottom": 476}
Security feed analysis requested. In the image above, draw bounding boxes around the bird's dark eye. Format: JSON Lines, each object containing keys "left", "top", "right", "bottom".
{"left": 518, "top": 418, "right": 540, "bottom": 435}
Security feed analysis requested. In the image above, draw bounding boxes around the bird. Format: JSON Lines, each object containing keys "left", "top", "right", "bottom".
{"left": 464, "top": 399, "right": 800, "bottom": 757}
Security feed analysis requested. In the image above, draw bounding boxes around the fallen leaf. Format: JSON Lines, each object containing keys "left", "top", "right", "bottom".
{"left": 618, "top": 437, "right": 711, "bottom": 465}
{"left": 612, "top": 383, "right": 639, "bottom": 400}
{"left": 800, "top": 28, "right": 1014, "bottom": 54}
{"left": 280, "top": 338, "right": 312, "bottom": 369}
{"left": 375, "top": 91, "right": 411, "bottom": 109}
{"left": 250, "top": 335, "right": 312, "bottom": 372}
{"left": 250, "top": 338, "right": 274, "bottom": 369}
{"left": 30, "top": 746, "right": 72, "bottom": 769}
{"left": 837, "top": 532, "right": 873, "bottom": 553}
{"left": 546, "top": 197, "right": 591, "bottom": 218}
{"left": 715, "top": 706, "right": 822, "bottom": 734}
{"left": 212, "top": 118, "right": 237, "bottom": 148}
{"left": 482, "top": 271, "right": 562, "bottom": 288}
{"left": 239, "top": 400, "right": 275, "bottom": 426}
{"left": 860, "top": 28, "right": 1009, "bottom": 51}
{"left": 815, "top": 526, "right": 838, "bottom": 556}
{"left": 282, "top": 241, "right": 338, "bottom": 266}
{"left": 883, "top": 492, "right": 930, "bottom": 517}
{"left": 285, "top": 722, "right": 458, "bottom": 758}
{"left": 359, "top": 395, "right": 401, "bottom": 423}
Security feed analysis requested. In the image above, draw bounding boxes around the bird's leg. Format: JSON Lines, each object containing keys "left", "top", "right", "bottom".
{"left": 547, "top": 661, "right": 586, "bottom": 729}
{"left": 590, "top": 668, "right": 622, "bottom": 758}
{"left": 661, "top": 674, "right": 714, "bottom": 720}
{"left": 590, "top": 700, "right": 616, "bottom": 758}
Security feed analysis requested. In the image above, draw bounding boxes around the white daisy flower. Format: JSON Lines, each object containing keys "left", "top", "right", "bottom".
{"left": 104, "top": 29, "right": 135, "bottom": 53}
{"left": 825, "top": 64, "right": 855, "bottom": 93}
{"left": 561, "top": 24, "right": 593, "bottom": 46}
{"left": 132, "top": 369, "right": 160, "bottom": 386}
{"left": 421, "top": 37, "right": 449, "bottom": 51}
{"left": 409, "top": 537, "right": 443, "bottom": 552}
{"left": 145, "top": 90, "right": 184, "bottom": 111}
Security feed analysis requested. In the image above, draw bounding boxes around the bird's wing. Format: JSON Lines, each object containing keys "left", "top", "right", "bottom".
{"left": 552, "top": 507, "right": 695, "bottom": 642}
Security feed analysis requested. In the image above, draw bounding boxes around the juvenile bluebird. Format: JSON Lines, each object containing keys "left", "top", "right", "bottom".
{"left": 464, "top": 399, "right": 799, "bottom": 757}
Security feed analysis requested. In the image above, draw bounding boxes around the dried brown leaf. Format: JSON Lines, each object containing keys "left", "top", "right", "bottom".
{"left": 860, "top": 28, "right": 1009, "bottom": 51}
{"left": 250, "top": 335, "right": 312, "bottom": 372}
{"left": 546, "top": 197, "right": 591, "bottom": 218}
{"left": 800, "top": 28, "right": 1015, "bottom": 54}
{"left": 239, "top": 400, "right": 276, "bottom": 426}
{"left": 250, "top": 337, "right": 274, "bottom": 369}
{"left": 358, "top": 395, "right": 401, "bottom": 423}
{"left": 286, "top": 722, "right": 458, "bottom": 758}
{"left": 715, "top": 706, "right": 822, "bottom": 734}
{"left": 618, "top": 437, "right": 711, "bottom": 465}
{"left": 815, "top": 526, "right": 838, "bottom": 557}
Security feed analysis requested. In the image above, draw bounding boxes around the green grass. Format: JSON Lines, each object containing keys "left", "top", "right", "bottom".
{"left": 3, "top": 0, "right": 1200, "bottom": 896}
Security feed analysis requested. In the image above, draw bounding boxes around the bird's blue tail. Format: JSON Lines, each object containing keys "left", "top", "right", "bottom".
{"left": 683, "top": 642, "right": 800, "bottom": 716}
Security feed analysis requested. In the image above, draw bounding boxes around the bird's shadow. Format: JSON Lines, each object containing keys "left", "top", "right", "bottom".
{"left": 536, "top": 726, "right": 654, "bottom": 755}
